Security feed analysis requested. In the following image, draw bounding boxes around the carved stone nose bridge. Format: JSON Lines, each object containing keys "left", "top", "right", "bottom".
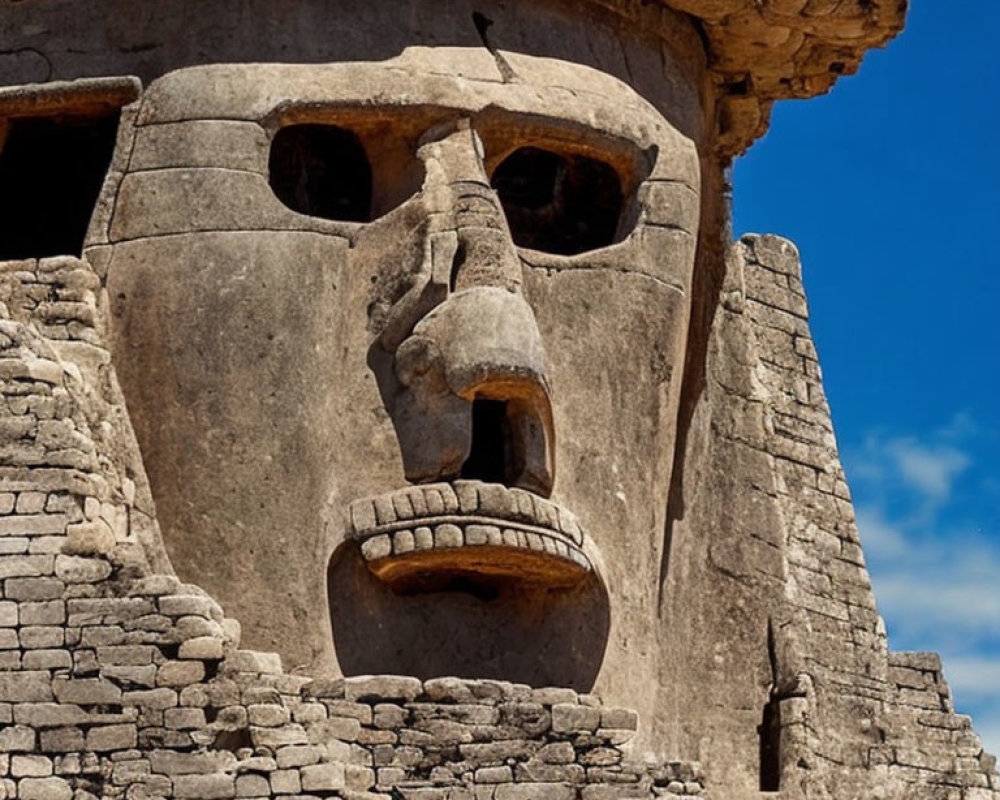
{"left": 417, "top": 121, "right": 522, "bottom": 294}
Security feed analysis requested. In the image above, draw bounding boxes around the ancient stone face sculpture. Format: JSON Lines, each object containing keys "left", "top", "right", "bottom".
{"left": 106, "top": 52, "right": 701, "bottom": 711}
{"left": 11, "top": 5, "right": 994, "bottom": 800}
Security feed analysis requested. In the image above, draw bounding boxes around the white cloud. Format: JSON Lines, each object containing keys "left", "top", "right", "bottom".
{"left": 855, "top": 506, "right": 907, "bottom": 559}
{"left": 943, "top": 656, "right": 1000, "bottom": 698}
{"left": 885, "top": 438, "right": 969, "bottom": 501}
{"left": 876, "top": 571, "right": 1000, "bottom": 639}
{"left": 975, "top": 718, "right": 1000, "bottom": 762}
{"left": 845, "top": 419, "right": 1000, "bottom": 759}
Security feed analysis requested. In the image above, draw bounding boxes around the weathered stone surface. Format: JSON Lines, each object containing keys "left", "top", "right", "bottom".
{"left": 0, "top": 7, "right": 994, "bottom": 800}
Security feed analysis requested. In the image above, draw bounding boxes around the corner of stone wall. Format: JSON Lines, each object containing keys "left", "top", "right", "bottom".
{"left": 734, "top": 232, "right": 1000, "bottom": 799}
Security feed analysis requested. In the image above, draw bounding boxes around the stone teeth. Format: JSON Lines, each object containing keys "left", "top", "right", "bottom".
{"left": 360, "top": 534, "right": 391, "bottom": 561}
{"left": 464, "top": 524, "right": 490, "bottom": 546}
{"left": 392, "top": 529, "right": 415, "bottom": 554}
{"left": 348, "top": 484, "right": 592, "bottom": 575}
{"left": 372, "top": 495, "right": 396, "bottom": 525}
{"left": 413, "top": 527, "right": 434, "bottom": 550}
{"left": 433, "top": 523, "right": 462, "bottom": 549}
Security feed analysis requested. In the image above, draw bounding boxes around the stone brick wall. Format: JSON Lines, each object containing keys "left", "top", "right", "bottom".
{"left": 0, "top": 253, "right": 703, "bottom": 800}
{"left": 739, "top": 234, "right": 1000, "bottom": 799}
{"left": 0, "top": 235, "right": 996, "bottom": 800}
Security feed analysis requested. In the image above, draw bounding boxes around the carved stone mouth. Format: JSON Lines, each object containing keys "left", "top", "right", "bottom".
{"left": 348, "top": 479, "right": 592, "bottom": 590}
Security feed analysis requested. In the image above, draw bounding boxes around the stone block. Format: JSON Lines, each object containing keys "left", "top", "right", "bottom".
{"left": 19, "top": 626, "right": 64, "bottom": 649}
{"left": 63, "top": 520, "right": 115, "bottom": 555}
{"left": 111, "top": 758, "right": 151, "bottom": 784}
{"left": 495, "top": 785, "right": 575, "bottom": 800}
{"left": 3, "top": 578, "right": 63, "bottom": 601}
{"left": 86, "top": 724, "right": 137, "bottom": 751}
{"left": 250, "top": 725, "right": 309, "bottom": 748}
{"left": 247, "top": 704, "right": 290, "bottom": 727}
{"left": 51, "top": 677, "right": 121, "bottom": 705}
{"left": 300, "top": 763, "right": 346, "bottom": 791}
{"left": 0, "top": 726, "right": 35, "bottom": 752}
{"left": 159, "top": 594, "right": 222, "bottom": 619}
{"left": 538, "top": 743, "right": 575, "bottom": 764}
{"left": 579, "top": 780, "right": 650, "bottom": 799}
{"left": 0, "top": 538, "right": 27, "bottom": 555}
{"left": 274, "top": 745, "right": 322, "bottom": 769}
{"left": 0, "top": 554, "right": 53, "bottom": 579}
{"left": 19, "top": 601, "right": 65, "bottom": 626}
{"left": 12, "top": 704, "right": 88, "bottom": 728}
{"left": 37, "top": 728, "right": 84, "bottom": 753}
{"left": 122, "top": 688, "right": 178, "bottom": 710}
{"left": 434, "top": 524, "right": 462, "bottom": 548}
{"left": 164, "top": 707, "right": 207, "bottom": 729}
{"left": 514, "top": 763, "right": 585, "bottom": 783}
{"left": 292, "top": 702, "right": 326, "bottom": 723}
{"left": 372, "top": 704, "right": 407, "bottom": 729}
{"left": 149, "top": 750, "right": 237, "bottom": 775}
{"left": 324, "top": 700, "right": 372, "bottom": 724}
{"left": 475, "top": 766, "right": 513, "bottom": 783}
{"left": 53, "top": 555, "right": 111, "bottom": 583}
{"left": 235, "top": 774, "right": 270, "bottom": 797}
{"left": 179, "top": 685, "right": 210, "bottom": 707}
{"left": 269, "top": 769, "right": 301, "bottom": 794}
{"left": 345, "top": 675, "right": 422, "bottom": 703}
{"left": 178, "top": 636, "right": 224, "bottom": 660}
{"left": 0, "top": 515, "right": 67, "bottom": 537}
{"left": 157, "top": 660, "right": 205, "bottom": 687}
{"left": 309, "top": 715, "right": 362, "bottom": 743}
{"left": 361, "top": 534, "right": 391, "bottom": 561}
{"left": 0, "top": 603, "right": 17, "bottom": 628}
{"left": 97, "top": 644, "right": 159, "bottom": 666}
{"left": 10, "top": 756, "right": 52, "bottom": 777}
{"left": 0, "top": 672, "right": 52, "bottom": 702}
{"left": 14, "top": 493, "right": 46, "bottom": 515}
{"left": 17, "top": 777, "right": 72, "bottom": 800}
{"left": 173, "top": 773, "right": 236, "bottom": 799}
{"left": 224, "top": 650, "right": 282, "bottom": 674}
{"left": 234, "top": 756, "right": 276, "bottom": 773}
{"left": 345, "top": 764, "right": 375, "bottom": 790}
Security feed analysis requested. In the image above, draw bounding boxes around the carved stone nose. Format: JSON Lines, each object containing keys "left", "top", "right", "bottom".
{"left": 389, "top": 121, "right": 555, "bottom": 495}
{"left": 418, "top": 121, "right": 522, "bottom": 293}
{"left": 397, "top": 287, "right": 548, "bottom": 402}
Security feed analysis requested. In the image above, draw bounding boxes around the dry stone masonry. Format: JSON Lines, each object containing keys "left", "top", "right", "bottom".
{"left": 0, "top": 1, "right": 995, "bottom": 799}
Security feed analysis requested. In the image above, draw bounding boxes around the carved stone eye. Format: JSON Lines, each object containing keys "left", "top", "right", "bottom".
{"left": 268, "top": 123, "right": 373, "bottom": 222}
{"left": 490, "top": 146, "right": 623, "bottom": 256}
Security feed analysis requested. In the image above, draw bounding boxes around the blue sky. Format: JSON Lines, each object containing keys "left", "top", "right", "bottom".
{"left": 732, "top": 2, "right": 1000, "bottom": 757}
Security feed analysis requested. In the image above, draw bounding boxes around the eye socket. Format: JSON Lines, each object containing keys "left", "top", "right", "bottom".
{"left": 490, "top": 146, "right": 624, "bottom": 256}
{"left": 0, "top": 112, "right": 120, "bottom": 259}
{"left": 269, "top": 124, "right": 373, "bottom": 222}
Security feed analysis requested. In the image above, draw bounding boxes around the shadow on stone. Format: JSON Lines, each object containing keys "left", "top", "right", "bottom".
{"left": 327, "top": 542, "right": 610, "bottom": 689}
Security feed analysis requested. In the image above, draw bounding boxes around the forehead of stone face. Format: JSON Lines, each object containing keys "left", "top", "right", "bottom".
{"left": 134, "top": 50, "right": 698, "bottom": 184}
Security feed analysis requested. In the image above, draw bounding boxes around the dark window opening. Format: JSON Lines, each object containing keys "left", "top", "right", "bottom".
{"left": 0, "top": 111, "right": 120, "bottom": 260}
{"left": 269, "top": 124, "right": 373, "bottom": 222}
{"left": 461, "top": 398, "right": 511, "bottom": 485}
{"left": 759, "top": 695, "right": 781, "bottom": 792}
{"left": 491, "top": 146, "right": 622, "bottom": 256}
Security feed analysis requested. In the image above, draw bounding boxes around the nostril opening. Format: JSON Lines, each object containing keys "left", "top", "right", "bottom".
{"left": 461, "top": 398, "right": 510, "bottom": 485}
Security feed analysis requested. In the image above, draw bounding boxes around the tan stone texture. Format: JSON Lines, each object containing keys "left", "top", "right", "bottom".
{"left": 0, "top": 2, "right": 995, "bottom": 800}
